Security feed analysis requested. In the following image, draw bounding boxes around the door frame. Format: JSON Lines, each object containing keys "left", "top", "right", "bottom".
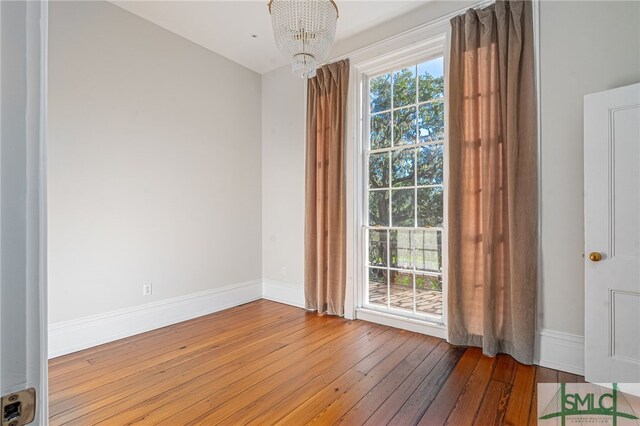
{"left": 0, "top": 0, "right": 49, "bottom": 423}
{"left": 37, "top": 1, "right": 49, "bottom": 422}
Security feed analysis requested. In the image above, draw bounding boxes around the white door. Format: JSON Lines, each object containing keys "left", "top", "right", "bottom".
{"left": 585, "top": 83, "right": 640, "bottom": 385}
{"left": 0, "top": 1, "right": 48, "bottom": 424}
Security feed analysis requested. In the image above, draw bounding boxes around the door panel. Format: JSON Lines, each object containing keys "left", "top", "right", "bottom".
{"left": 612, "top": 291, "right": 640, "bottom": 362}
{"left": 584, "top": 83, "right": 640, "bottom": 384}
{"left": 612, "top": 107, "right": 640, "bottom": 259}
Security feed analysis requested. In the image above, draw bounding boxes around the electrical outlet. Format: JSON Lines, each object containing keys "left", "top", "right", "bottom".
{"left": 281, "top": 266, "right": 287, "bottom": 277}
{"left": 142, "top": 284, "right": 152, "bottom": 296}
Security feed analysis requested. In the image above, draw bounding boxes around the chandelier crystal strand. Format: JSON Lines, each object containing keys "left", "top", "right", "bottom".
{"left": 269, "top": 0, "right": 338, "bottom": 78}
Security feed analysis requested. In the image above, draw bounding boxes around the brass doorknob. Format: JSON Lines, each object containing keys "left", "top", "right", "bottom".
{"left": 589, "top": 252, "right": 603, "bottom": 262}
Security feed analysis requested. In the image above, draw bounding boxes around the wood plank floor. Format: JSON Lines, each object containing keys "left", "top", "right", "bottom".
{"left": 49, "top": 300, "right": 585, "bottom": 425}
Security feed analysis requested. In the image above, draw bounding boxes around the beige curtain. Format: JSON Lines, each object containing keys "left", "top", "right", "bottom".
{"left": 448, "top": 0, "right": 537, "bottom": 364}
{"left": 305, "top": 60, "right": 350, "bottom": 316}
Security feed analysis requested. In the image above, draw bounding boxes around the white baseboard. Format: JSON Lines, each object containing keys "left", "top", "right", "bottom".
{"left": 356, "top": 308, "right": 447, "bottom": 339}
{"left": 536, "top": 329, "right": 585, "bottom": 376}
{"left": 48, "top": 280, "right": 262, "bottom": 359}
{"left": 48, "top": 278, "right": 587, "bottom": 378}
{"left": 262, "top": 279, "right": 305, "bottom": 308}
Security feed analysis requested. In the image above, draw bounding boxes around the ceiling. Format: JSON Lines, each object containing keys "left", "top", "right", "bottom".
{"left": 112, "top": 1, "right": 430, "bottom": 75}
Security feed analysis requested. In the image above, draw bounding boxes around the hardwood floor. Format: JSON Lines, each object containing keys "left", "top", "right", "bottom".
{"left": 49, "top": 300, "right": 584, "bottom": 425}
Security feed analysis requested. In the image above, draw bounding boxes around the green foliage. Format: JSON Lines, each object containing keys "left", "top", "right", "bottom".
{"left": 369, "top": 153, "right": 388, "bottom": 188}
{"left": 392, "top": 149, "right": 415, "bottom": 187}
{"left": 416, "top": 275, "right": 442, "bottom": 291}
{"left": 394, "top": 106, "right": 417, "bottom": 145}
{"left": 419, "top": 102, "right": 444, "bottom": 142}
{"left": 369, "top": 268, "right": 387, "bottom": 285}
{"left": 391, "top": 189, "right": 414, "bottom": 227}
{"left": 369, "top": 74, "right": 391, "bottom": 113}
{"left": 369, "top": 191, "right": 389, "bottom": 226}
{"left": 370, "top": 112, "right": 391, "bottom": 149}
{"left": 417, "top": 145, "right": 443, "bottom": 185}
{"left": 393, "top": 68, "right": 416, "bottom": 107}
{"left": 368, "top": 230, "right": 387, "bottom": 267}
{"left": 369, "top": 64, "right": 444, "bottom": 147}
{"left": 392, "top": 272, "right": 412, "bottom": 287}
{"left": 417, "top": 187, "right": 443, "bottom": 228}
{"left": 367, "top": 59, "right": 446, "bottom": 300}
{"left": 419, "top": 72, "right": 444, "bottom": 102}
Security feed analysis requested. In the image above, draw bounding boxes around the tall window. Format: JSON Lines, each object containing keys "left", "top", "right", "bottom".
{"left": 365, "top": 56, "right": 445, "bottom": 319}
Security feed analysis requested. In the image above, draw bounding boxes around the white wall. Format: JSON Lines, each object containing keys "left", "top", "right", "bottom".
{"left": 328, "top": 0, "right": 479, "bottom": 61}
{"left": 261, "top": 67, "right": 306, "bottom": 287}
{"left": 539, "top": 0, "right": 640, "bottom": 336}
{"left": 48, "top": 1, "right": 262, "bottom": 324}
{"left": 260, "top": 1, "right": 640, "bottom": 343}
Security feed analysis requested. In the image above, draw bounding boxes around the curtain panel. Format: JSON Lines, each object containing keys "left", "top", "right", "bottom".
{"left": 447, "top": 0, "right": 537, "bottom": 364}
{"left": 305, "top": 59, "right": 350, "bottom": 316}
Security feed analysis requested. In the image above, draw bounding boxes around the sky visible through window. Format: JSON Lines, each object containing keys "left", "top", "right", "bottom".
{"left": 418, "top": 57, "right": 443, "bottom": 80}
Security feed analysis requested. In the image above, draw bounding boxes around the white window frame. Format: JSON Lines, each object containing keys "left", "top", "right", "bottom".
{"left": 348, "top": 34, "right": 452, "bottom": 339}
{"left": 361, "top": 37, "right": 448, "bottom": 328}
{"left": 363, "top": 49, "right": 447, "bottom": 324}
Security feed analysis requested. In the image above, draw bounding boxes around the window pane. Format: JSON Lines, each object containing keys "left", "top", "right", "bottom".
{"left": 370, "top": 74, "right": 391, "bottom": 113}
{"left": 393, "top": 67, "right": 416, "bottom": 108}
{"left": 417, "top": 145, "right": 443, "bottom": 185}
{"left": 368, "top": 268, "right": 388, "bottom": 307}
{"left": 369, "top": 190, "right": 390, "bottom": 226}
{"left": 418, "top": 57, "right": 444, "bottom": 102}
{"left": 392, "top": 188, "right": 414, "bottom": 227}
{"left": 416, "top": 274, "right": 442, "bottom": 316}
{"left": 366, "top": 58, "right": 446, "bottom": 320}
{"left": 370, "top": 112, "right": 391, "bottom": 149}
{"left": 368, "top": 230, "right": 388, "bottom": 267}
{"left": 418, "top": 101, "right": 444, "bottom": 143}
{"left": 391, "top": 148, "right": 415, "bottom": 188}
{"left": 390, "top": 270, "right": 414, "bottom": 312}
{"left": 393, "top": 106, "right": 417, "bottom": 146}
{"left": 414, "top": 230, "right": 442, "bottom": 273}
{"left": 390, "top": 229, "right": 412, "bottom": 270}
{"left": 369, "top": 152, "right": 389, "bottom": 189}
{"left": 417, "top": 187, "right": 443, "bottom": 228}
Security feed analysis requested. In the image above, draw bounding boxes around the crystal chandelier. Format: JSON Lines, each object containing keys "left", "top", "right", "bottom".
{"left": 268, "top": 0, "right": 339, "bottom": 79}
